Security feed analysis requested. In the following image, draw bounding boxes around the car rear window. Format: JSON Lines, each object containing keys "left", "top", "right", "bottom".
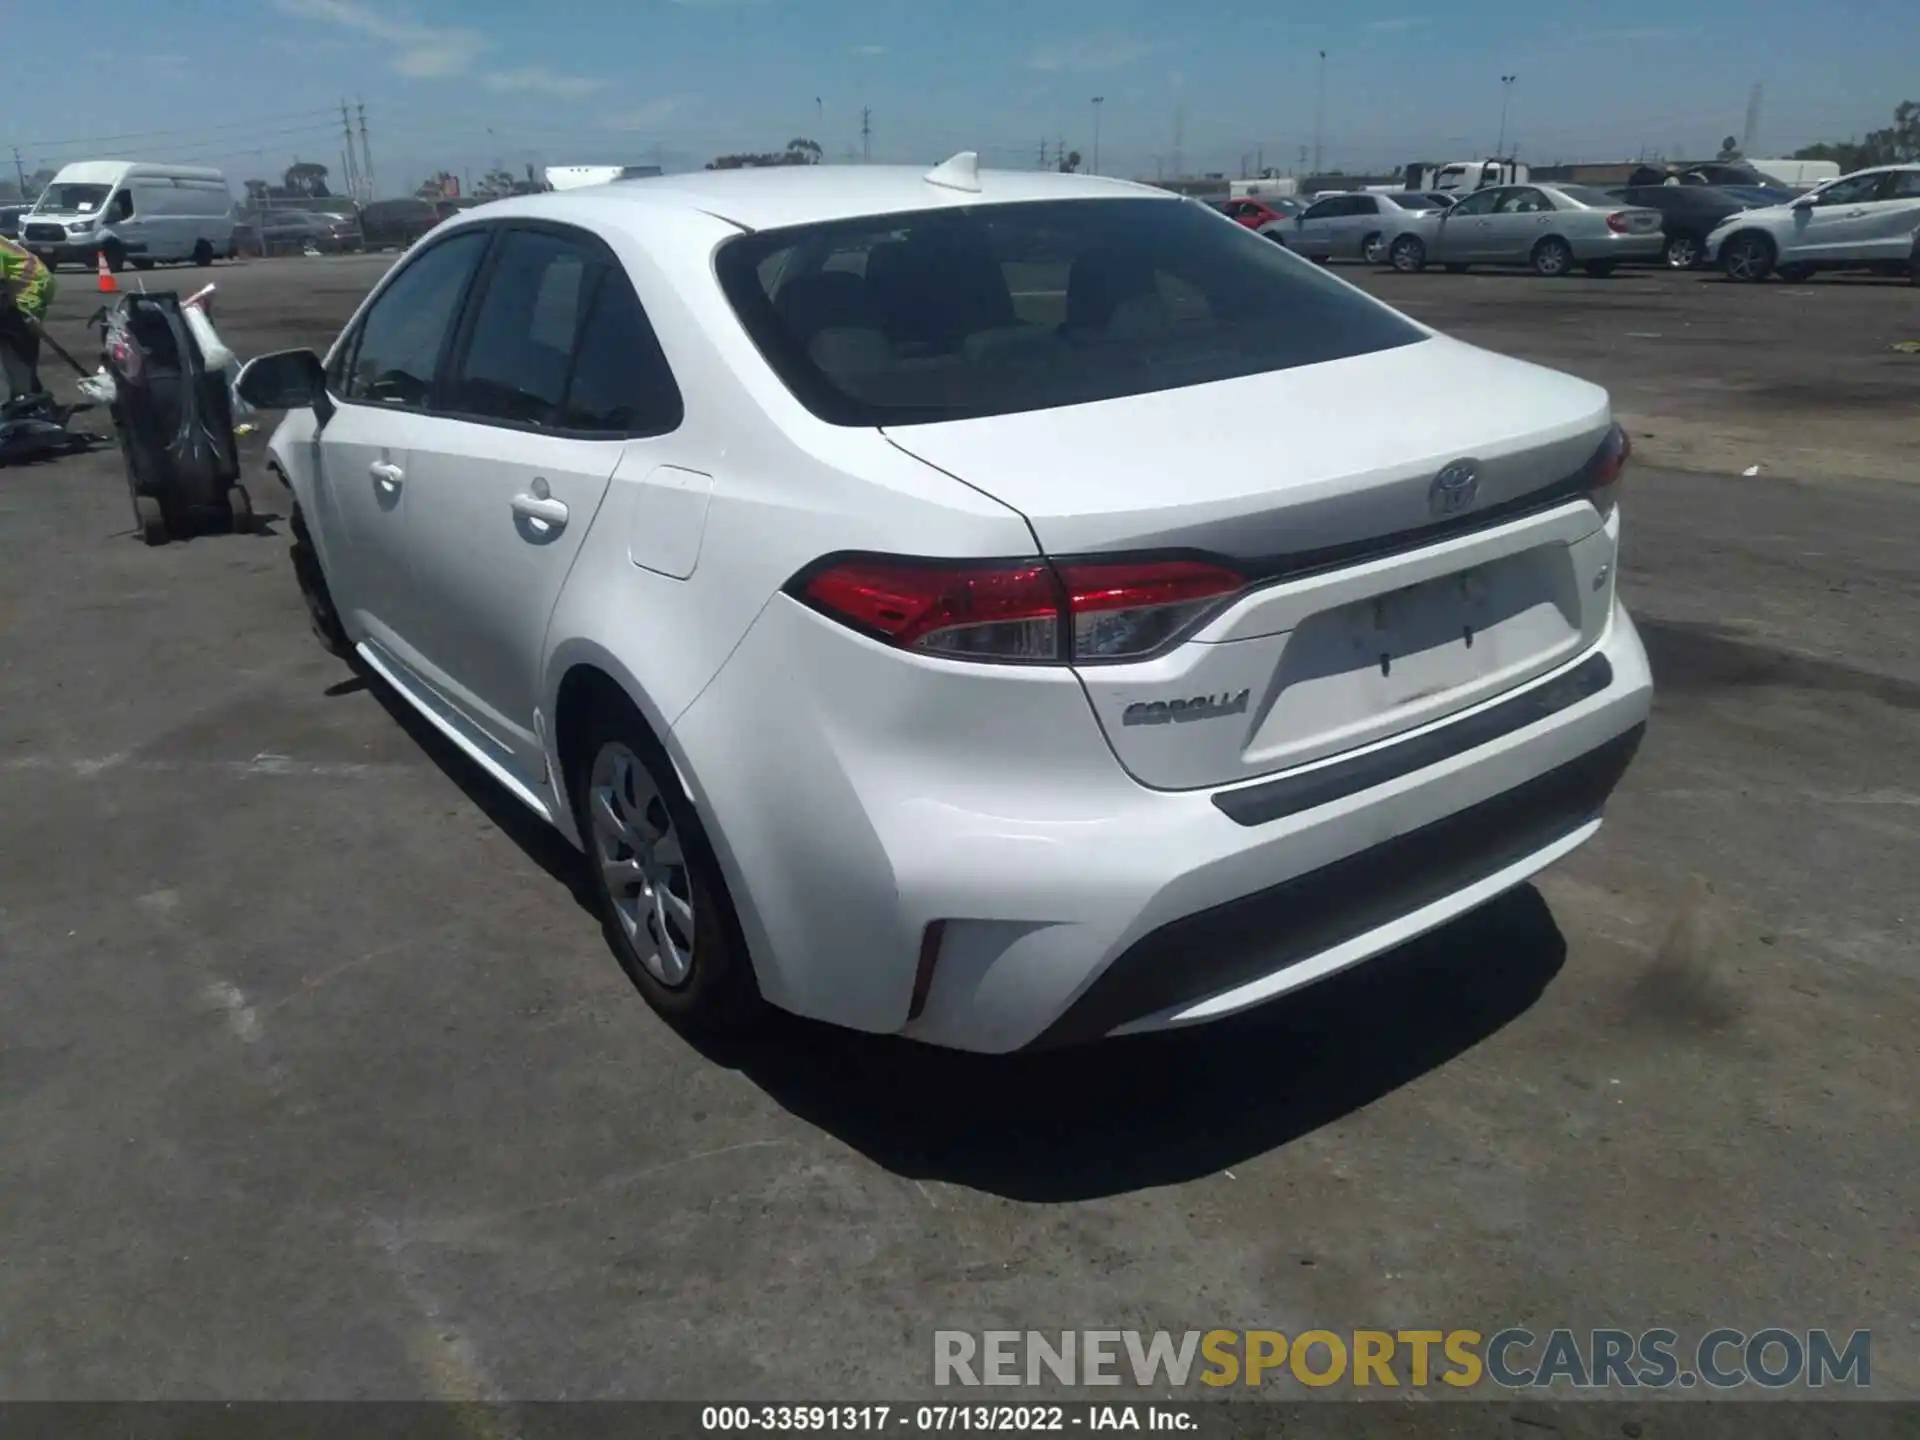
{"left": 714, "top": 198, "right": 1425, "bottom": 426}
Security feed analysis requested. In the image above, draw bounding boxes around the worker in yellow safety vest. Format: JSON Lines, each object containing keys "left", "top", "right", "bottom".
{"left": 0, "top": 234, "right": 56, "bottom": 405}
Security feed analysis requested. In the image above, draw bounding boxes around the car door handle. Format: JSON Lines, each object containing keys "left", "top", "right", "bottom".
{"left": 511, "top": 493, "right": 570, "bottom": 530}
{"left": 369, "top": 460, "right": 404, "bottom": 490}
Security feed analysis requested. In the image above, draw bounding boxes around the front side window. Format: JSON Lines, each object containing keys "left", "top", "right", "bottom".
{"left": 1302, "top": 198, "right": 1341, "bottom": 221}
{"left": 1883, "top": 170, "right": 1920, "bottom": 200}
{"left": 1814, "top": 173, "right": 1884, "bottom": 206}
{"left": 336, "top": 230, "right": 489, "bottom": 407}
{"left": 715, "top": 197, "right": 1424, "bottom": 427}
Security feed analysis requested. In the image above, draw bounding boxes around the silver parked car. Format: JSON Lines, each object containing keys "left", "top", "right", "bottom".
{"left": 1383, "top": 183, "right": 1664, "bottom": 276}
{"left": 1261, "top": 191, "right": 1454, "bottom": 264}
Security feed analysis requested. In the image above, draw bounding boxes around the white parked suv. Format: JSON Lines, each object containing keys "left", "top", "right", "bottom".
{"left": 237, "top": 156, "right": 1653, "bottom": 1054}
{"left": 1706, "top": 164, "right": 1920, "bottom": 282}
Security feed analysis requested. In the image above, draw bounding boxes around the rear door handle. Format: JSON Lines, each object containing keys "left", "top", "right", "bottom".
{"left": 369, "top": 460, "right": 404, "bottom": 490}
{"left": 511, "top": 492, "right": 570, "bottom": 531}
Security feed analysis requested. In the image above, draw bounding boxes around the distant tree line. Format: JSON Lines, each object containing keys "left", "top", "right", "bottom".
{"left": 1791, "top": 100, "right": 1919, "bottom": 173}
{"left": 707, "top": 138, "right": 823, "bottom": 169}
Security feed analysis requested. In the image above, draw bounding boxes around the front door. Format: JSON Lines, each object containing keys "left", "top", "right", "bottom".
{"left": 1789, "top": 171, "right": 1886, "bottom": 260}
{"left": 398, "top": 224, "right": 688, "bottom": 778}
{"left": 313, "top": 227, "right": 492, "bottom": 657}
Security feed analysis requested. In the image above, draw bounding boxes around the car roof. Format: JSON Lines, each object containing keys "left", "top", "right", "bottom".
{"left": 450, "top": 162, "right": 1172, "bottom": 232}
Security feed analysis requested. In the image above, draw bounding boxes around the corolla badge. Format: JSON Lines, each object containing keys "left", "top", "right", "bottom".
{"left": 1429, "top": 460, "right": 1480, "bottom": 517}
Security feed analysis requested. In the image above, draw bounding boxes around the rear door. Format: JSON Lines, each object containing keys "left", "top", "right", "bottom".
{"left": 1859, "top": 169, "right": 1920, "bottom": 259}
{"left": 1342, "top": 196, "right": 1384, "bottom": 257}
{"left": 396, "top": 222, "right": 685, "bottom": 777}
{"left": 1791, "top": 171, "right": 1886, "bottom": 260}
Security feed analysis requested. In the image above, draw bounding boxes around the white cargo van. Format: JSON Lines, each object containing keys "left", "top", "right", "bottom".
{"left": 21, "top": 161, "right": 236, "bottom": 272}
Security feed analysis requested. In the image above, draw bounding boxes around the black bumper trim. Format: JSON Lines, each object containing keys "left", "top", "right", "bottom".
{"left": 1213, "top": 651, "right": 1614, "bottom": 827}
{"left": 1030, "top": 723, "right": 1644, "bottom": 1049}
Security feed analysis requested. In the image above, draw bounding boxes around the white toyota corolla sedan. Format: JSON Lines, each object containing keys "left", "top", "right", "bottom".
{"left": 238, "top": 154, "right": 1652, "bottom": 1053}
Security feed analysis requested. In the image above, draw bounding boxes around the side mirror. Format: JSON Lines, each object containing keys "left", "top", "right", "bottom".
{"left": 1792, "top": 196, "right": 1817, "bottom": 211}
{"left": 235, "top": 348, "right": 332, "bottom": 421}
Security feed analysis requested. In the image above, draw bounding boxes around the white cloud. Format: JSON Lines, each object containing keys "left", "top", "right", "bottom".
{"left": 602, "top": 98, "right": 683, "bottom": 131}
{"left": 1024, "top": 31, "right": 1155, "bottom": 73}
{"left": 272, "top": 0, "right": 488, "bottom": 77}
{"left": 1366, "top": 16, "right": 1428, "bottom": 31}
{"left": 853, "top": 43, "right": 886, "bottom": 56}
{"left": 485, "top": 66, "right": 606, "bottom": 99}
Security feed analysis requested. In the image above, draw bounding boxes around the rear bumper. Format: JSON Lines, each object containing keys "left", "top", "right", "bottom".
{"left": 1573, "top": 232, "right": 1664, "bottom": 261}
{"left": 673, "top": 592, "right": 1652, "bottom": 1054}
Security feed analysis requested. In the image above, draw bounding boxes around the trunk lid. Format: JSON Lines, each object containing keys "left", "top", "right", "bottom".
{"left": 883, "top": 337, "right": 1621, "bottom": 791}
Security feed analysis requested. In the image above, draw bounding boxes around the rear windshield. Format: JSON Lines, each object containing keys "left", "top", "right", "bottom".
{"left": 37, "top": 184, "right": 112, "bottom": 214}
{"left": 714, "top": 197, "right": 1425, "bottom": 427}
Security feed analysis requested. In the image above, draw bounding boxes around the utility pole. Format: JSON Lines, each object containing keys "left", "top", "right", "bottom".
{"left": 1313, "top": 51, "right": 1327, "bottom": 175}
{"left": 1256, "top": 145, "right": 1264, "bottom": 177}
{"left": 11, "top": 146, "right": 26, "bottom": 198}
{"left": 860, "top": 106, "right": 871, "bottom": 163}
{"left": 1743, "top": 82, "right": 1763, "bottom": 155}
{"left": 1039, "top": 138, "right": 1048, "bottom": 170}
{"left": 338, "top": 99, "right": 361, "bottom": 198}
{"left": 1496, "top": 75, "right": 1516, "bottom": 156}
{"left": 1058, "top": 137, "right": 1066, "bottom": 172}
{"left": 357, "top": 99, "right": 376, "bottom": 200}
{"left": 1173, "top": 102, "right": 1185, "bottom": 181}
{"left": 1091, "top": 95, "right": 1105, "bottom": 175}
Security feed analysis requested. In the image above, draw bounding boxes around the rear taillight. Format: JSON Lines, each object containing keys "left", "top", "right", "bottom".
{"left": 1586, "top": 423, "right": 1631, "bottom": 516}
{"left": 1605, "top": 211, "right": 1632, "bottom": 234}
{"left": 794, "top": 555, "right": 1245, "bottom": 664}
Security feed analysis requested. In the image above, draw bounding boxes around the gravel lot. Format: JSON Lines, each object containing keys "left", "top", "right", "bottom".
{"left": 2, "top": 251, "right": 1916, "bottom": 1402}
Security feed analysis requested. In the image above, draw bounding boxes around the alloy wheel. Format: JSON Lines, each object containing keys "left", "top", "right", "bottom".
{"left": 588, "top": 741, "right": 696, "bottom": 987}
{"left": 1665, "top": 235, "right": 1699, "bottom": 269}
{"left": 1725, "top": 237, "right": 1770, "bottom": 282}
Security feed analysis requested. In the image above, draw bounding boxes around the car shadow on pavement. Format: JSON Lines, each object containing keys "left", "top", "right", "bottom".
{"left": 726, "top": 888, "right": 1568, "bottom": 1202}
{"left": 340, "top": 658, "right": 1569, "bottom": 1203}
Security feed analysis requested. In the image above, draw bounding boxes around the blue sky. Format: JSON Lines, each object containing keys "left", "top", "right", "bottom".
{"left": 9, "top": 0, "right": 1912, "bottom": 195}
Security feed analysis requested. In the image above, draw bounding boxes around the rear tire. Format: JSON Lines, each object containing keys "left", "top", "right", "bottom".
{"left": 1722, "top": 233, "right": 1774, "bottom": 282}
{"left": 1389, "top": 235, "right": 1427, "bottom": 273}
{"left": 568, "top": 694, "right": 762, "bottom": 1040}
{"left": 193, "top": 240, "right": 214, "bottom": 267}
{"left": 1531, "top": 237, "right": 1575, "bottom": 276}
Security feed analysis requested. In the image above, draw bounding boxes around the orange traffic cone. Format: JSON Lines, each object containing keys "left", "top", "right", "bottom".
{"left": 96, "top": 251, "right": 118, "bottom": 294}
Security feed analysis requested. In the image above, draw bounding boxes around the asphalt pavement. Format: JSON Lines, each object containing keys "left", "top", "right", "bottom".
{"left": 1, "top": 253, "right": 1915, "bottom": 1401}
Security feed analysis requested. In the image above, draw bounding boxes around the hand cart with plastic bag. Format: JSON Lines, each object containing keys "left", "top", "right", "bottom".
{"left": 96, "top": 290, "right": 251, "bottom": 545}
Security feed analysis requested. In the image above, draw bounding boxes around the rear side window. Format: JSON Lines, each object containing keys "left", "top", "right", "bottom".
{"left": 715, "top": 197, "right": 1423, "bottom": 427}
{"left": 560, "top": 271, "right": 684, "bottom": 435}
{"left": 336, "top": 230, "right": 488, "bottom": 407}
{"left": 1882, "top": 170, "right": 1920, "bottom": 199}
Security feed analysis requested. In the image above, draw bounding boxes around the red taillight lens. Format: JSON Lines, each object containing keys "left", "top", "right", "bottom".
{"left": 1587, "top": 423, "right": 1631, "bottom": 516}
{"left": 1605, "top": 211, "right": 1632, "bottom": 234}
{"left": 796, "top": 555, "right": 1245, "bottom": 664}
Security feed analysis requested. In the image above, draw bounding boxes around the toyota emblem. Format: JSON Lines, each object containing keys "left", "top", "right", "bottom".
{"left": 1429, "top": 460, "right": 1480, "bottom": 517}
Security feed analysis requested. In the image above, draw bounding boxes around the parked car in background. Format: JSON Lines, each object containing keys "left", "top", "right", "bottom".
{"left": 1719, "top": 183, "right": 1799, "bottom": 208}
{"left": 252, "top": 209, "right": 359, "bottom": 255}
{"left": 1269, "top": 191, "right": 1455, "bottom": 264}
{"left": 1707, "top": 164, "right": 1920, "bottom": 283}
{"left": 0, "top": 204, "right": 29, "bottom": 239}
{"left": 358, "top": 197, "right": 442, "bottom": 251}
{"left": 1606, "top": 184, "right": 1753, "bottom": 269}
{"left": 1215, "top": 197, "right": 1292, "bottom": 229}
{"left": 236, "top": 162, "right": 1651, "bottom": 1053}
{"left": 1385, "top": 183, "right": 1663, "bottom": 276}
{"left": 434, "top": 197, "right": 487, "bottom": 221}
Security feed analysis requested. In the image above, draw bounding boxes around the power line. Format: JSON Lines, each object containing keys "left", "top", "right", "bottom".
{"left": 12, "top": 107, "right": 339, "bottom": 151}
